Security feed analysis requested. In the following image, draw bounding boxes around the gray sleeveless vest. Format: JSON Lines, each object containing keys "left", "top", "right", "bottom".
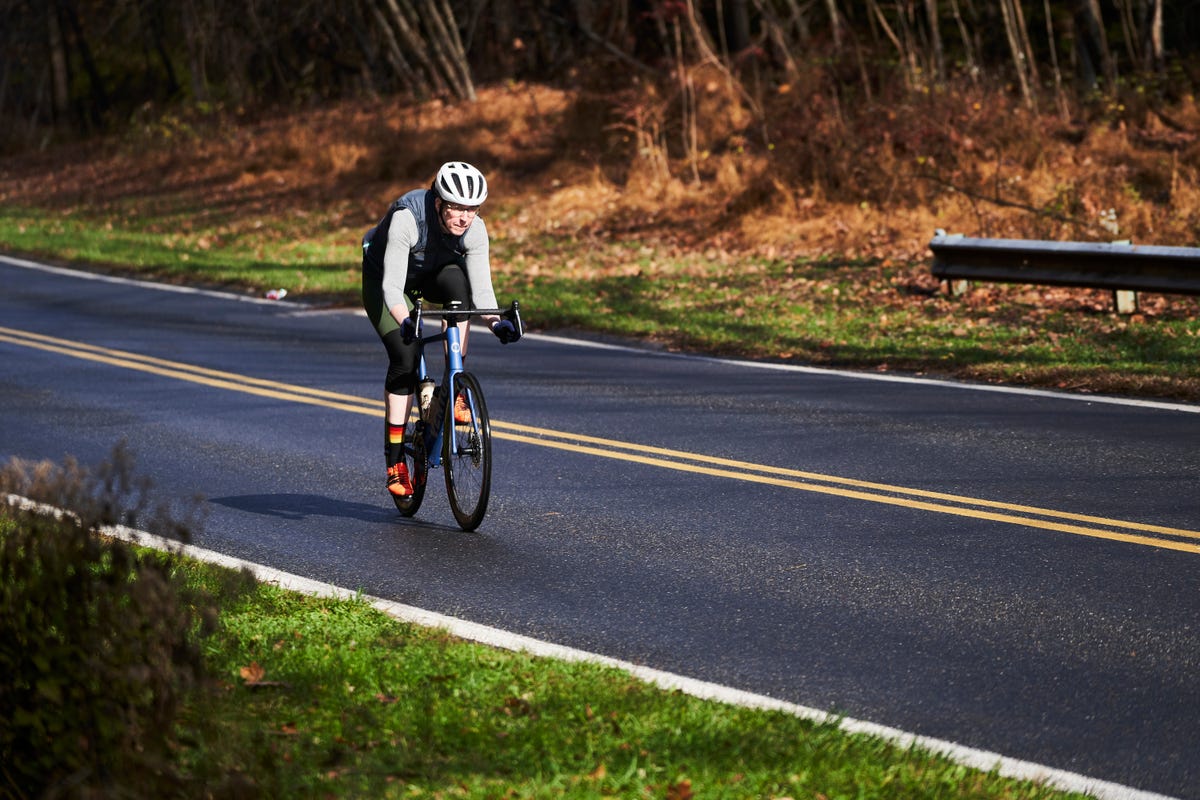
{"left": 362, "top": 188, "right": 466, "bottom": 276}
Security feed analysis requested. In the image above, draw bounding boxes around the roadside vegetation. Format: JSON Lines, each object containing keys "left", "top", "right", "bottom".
{"left": 2, "top": 450, "right": 1093, "bottom": 799}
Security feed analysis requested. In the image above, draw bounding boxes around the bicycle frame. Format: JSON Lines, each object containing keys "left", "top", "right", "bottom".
{"left": 409, "top": 300, "right": 518, "bottom": 462}
{"left": 413, "top": 319, "right": 462, "bottom": 469}
{"left": 393, "top": 298, "right": 521, "bottom": 530}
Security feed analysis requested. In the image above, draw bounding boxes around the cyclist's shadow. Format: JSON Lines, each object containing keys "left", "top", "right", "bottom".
{"left": 210, "top": 494, "right": 487, "bottom": 537}
{"left": 210, "top": 493, "right": 398, "bottom": 523}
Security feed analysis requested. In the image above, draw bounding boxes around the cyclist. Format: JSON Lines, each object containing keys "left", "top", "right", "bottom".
{"left": 362, "top": 161, "right": 520, "bottom": 498}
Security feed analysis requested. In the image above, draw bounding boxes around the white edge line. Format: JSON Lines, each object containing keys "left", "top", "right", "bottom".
{"left": 0, "top": 254, "right": 311, "bottom": 308}
{"left": 527, "top": 333, "right": 1200, "bottom": 415}
{"left": 3, "top": 495, "right": 1174, "bottom": 800}
{"left": 6, "top": 252, "right": 1197, "bottom": 415}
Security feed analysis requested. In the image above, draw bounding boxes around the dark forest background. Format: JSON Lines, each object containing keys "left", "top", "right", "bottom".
{"left": 2, "top": 0, "right": 1197, "bottom": 150}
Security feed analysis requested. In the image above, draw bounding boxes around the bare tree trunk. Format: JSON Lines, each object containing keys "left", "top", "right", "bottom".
{"left": 244, "top": 1, "right": 289, "bottom": 98}
{"left": 570, "top": 2, "right": 659, "bottom": 76}
{"left": 729, "top": 0, "right": 753, "bottom": 53}
{"left": 1114, "top": 0, "right": 1164, "bottom": 73}
{"left": 999, "top": 0, "right": 1036, "bottom": 108}
{"left": 1013, "top": 0, "right": 1040, "bottom": 85}
{"left": 180, "top": 0, "right": 211, "bottom": 102}
{"left": 683, "top": 0, "right": 763, "bottom": 120}
{"left": 29, "top": 69, "right": 51, "bottom": 138}
{"left": 47, "top": 5, "right": 70, "bottom": 122}
{"left": 426, "top": 0, "right": 475, "bottom": 101}
{"left": 137, "top": 0, "right": 181, "bottom": 98}
{"left": 891, "top": 1, "right": 917, "bottom": 81}
{"left": 1139, "top": 0, "right": 1164, "bottom": 73}
{"left": 947, "top": 0, "right": 978, "bottom": 82}
{"left": 1043, "top": 0, "right": 1070, "bottom": 120}
{"left": 1072, "top": 0, "right": 1116, "bottom": 91}
{"left": 867, "top": 0, "right": 914, "bottom": 89}
{"left": 924, "top": 0, "right": 945, "bottom": 84}
{"left": 825, "top": 0, "right": 844, "bottom": 52}
{"left": 752, "top": 0, "right": 801, "bottom": 78}
{"left": 58, "top": 0, "right": 110, "bottom": 126}
{"left": 1114, "top": 0, "right": 1141, "bottom": 69}
{"left": 362, "top": 0, "right": 424, "bottom": 95}
{"left": 672, "top": 13, "right": 700, "bottom": 183}
{"left": 780, "top": 0, "right": 814, "bottom": 47}
{"left": 378, "top": 0, "right": 452, "bottom": 96}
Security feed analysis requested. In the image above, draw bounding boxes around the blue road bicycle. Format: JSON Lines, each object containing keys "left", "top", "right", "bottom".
{"left": 392, "top": 298, "right": 523, "bottom": 531}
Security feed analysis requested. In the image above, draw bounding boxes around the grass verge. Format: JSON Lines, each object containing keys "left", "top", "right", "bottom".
{"left": 0, "top": 492, "right": 1092, "bottom": 798}
{"left": 164, "top": 549, "right": 1087, "bottom": 799}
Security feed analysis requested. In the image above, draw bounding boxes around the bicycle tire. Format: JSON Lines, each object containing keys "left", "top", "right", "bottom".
{"left": 392, "top": 407, "right": 428, "bottom": 517}
{"left": 443, "top": 371, "right": 491, "bottom": 531}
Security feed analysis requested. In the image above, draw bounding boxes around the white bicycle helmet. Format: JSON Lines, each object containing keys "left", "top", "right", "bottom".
{"left": 434, "top": 161, "right": 488, "bottom": 206}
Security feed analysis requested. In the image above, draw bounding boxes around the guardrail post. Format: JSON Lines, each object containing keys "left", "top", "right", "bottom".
{"left": 947, "top": 279, "right": 970, "bottom": 297}
{"left": 1114, "top": 290, "right": 1139, "bottom": 314}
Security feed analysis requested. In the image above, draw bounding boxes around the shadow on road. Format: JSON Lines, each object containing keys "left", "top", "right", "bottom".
{"left": 209, "top": 493, "right": 397, "bottom": 523}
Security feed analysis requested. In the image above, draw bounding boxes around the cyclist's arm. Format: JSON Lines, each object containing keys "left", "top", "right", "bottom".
{"left": 462, "top": 219, "right": 503, "bottom": 329}
{"left": 382, "top": 209, "right": 419, "bottom": 323}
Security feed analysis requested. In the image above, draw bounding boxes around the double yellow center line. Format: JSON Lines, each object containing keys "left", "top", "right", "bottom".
{"left": 3, "top": 324, "right": 1197, "bottom": 554}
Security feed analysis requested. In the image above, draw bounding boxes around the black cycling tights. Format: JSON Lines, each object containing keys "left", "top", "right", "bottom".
{"left": 383, "top": 264, "right": 471, "bottom": 395}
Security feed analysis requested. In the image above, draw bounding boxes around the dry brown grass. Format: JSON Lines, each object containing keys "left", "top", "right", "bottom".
{"left": 1, "top": 76, "right": 1198, "bottom": 305}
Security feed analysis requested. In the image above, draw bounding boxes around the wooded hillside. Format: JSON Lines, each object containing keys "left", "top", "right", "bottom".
{"left": 3, "top": 1, "right": 1200, "bottom": 258}
{"left": 4, "top": 1, "right": 1196, "bottom": 142}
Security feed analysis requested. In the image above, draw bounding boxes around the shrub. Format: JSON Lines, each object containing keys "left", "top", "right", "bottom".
{"left": 0, "top": 445, "right": 210, "bottom": 797}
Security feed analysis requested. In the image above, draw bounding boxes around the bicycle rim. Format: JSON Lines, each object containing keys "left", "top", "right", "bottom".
{"left": 392, "top": 409, "right": 428, "bottom": 517}
{"left": 443, "top": 371, "right": 491, "bottom": 531}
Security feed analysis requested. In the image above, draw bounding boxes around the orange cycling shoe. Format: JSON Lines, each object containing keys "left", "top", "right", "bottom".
{"left": 387, "top": 462, "right": 413, "bottom": 497}
{"left": 454, "top": 393, "right": 472, "bottom": 424}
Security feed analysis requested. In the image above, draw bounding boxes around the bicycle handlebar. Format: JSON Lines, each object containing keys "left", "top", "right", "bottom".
{"left": 408, "top": 299, "right": 524, "bottom": 337}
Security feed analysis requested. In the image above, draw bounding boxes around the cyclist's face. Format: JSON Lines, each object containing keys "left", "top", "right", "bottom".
{"left": 437, "top": 199, "right": 479, "bottom": 235}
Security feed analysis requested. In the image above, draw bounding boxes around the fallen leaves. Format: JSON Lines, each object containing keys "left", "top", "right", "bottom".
{"left": 238, "top": 661, "right": 289, "bottom": 689}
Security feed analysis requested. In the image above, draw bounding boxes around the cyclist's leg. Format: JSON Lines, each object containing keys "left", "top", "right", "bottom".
{"left": 364, "top": 267, "right": 420, "bottom": 494}
{"left": 422, "top": 263, "right": 473, "bottom": 356}
{"left": 381, "top": 327, "right": 418, "bottom": 443}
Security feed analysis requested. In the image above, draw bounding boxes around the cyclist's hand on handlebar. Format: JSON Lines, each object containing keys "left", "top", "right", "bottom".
{"left": 492, "top": 319, "right": 520, "bottom": 344}
{"left": 399, "top": 317, "right": 417, "bottom": 344}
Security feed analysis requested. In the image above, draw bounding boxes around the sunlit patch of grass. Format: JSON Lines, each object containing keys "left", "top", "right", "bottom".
{"left": 159, "top": 555, "right": 1093, "bottom": 799}
{"left": 0, "top": 205, "right": 361, "bottom": 296}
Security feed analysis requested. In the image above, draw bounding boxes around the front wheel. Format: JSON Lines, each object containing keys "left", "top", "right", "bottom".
{"left": 443, "top": 371, "right": 491, "bottom": 531}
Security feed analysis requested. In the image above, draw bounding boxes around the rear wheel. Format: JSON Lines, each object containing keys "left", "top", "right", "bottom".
{"left": 443, "top": 371, "right": 491, "bottom": 531}
{"left": 391, "top": 406, "right": 428, "bottom": 517}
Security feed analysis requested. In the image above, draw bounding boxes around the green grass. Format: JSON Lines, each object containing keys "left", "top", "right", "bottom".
{"left": 0, "top": 205, "right": 361, "bottom": 296}
{"left": 3, "top": 201, "right": 1199, "bottom": 401}
{"left": 169, "top": 554, "right": 1088, "bottom": 799}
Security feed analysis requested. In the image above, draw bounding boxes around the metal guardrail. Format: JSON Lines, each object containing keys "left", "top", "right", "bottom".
{"left": 928, "top": 230, "right": 1200, "bottom": 312}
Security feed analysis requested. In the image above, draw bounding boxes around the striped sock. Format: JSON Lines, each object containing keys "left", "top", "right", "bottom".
{"left": 386, "top": 421, "right": 406, "bottom": 466}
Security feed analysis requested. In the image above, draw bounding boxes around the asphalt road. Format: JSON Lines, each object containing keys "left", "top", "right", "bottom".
{"left": 3, "top": 254, "right": 1198, "bottom": 798}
